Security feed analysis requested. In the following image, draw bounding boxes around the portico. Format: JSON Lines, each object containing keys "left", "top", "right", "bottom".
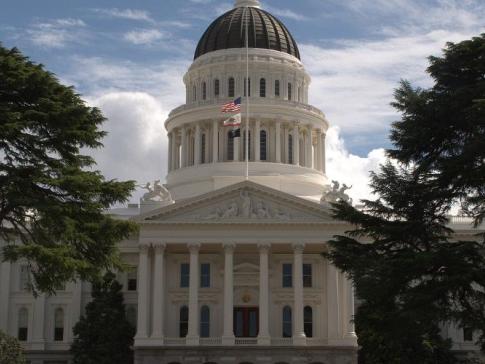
{"left": 133, "top": 182, "right": 357, "bottom": 351}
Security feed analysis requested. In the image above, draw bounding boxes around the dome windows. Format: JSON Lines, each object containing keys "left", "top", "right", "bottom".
{"left": 288, "top": 83, "right": 292, "bottom": 101}
{"left": 202, "top": 82, "right": 207, "bottom": 100}
{"left": 214, "top": 79, "right": 220, "bottom": 97}
{"left": 275, "top": 80, "right": 280, "bottom": 97}
{"left": 260, "top": 78, "right": 266, "bottom": 98}
{"left": 228, "top": 77, "right": 235, "bottom": 98}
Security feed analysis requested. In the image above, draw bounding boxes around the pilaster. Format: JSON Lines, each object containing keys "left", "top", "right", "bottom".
{"left": 135, "top": 243, "right": 151, "bottom": 345}
{"left": 292, "top": 242, "right": 306, "bottom": 345}
{"left": 186, "top": 243, "right": 201, "bottom": 345}
{"left": 257, "top": 243, "right": 271, "bottom": 345}
{"left": 151, "top": 242, "right": 166, "bottom": 342}
{"left": 0, "top": 261, "right": 11, "bottom": 332}
{"left": 222, "top": 243, "right": 236, "bottom": 345}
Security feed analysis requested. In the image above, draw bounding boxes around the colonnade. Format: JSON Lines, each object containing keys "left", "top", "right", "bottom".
{"left": 135, "top": 242, "right": 355, "bottom": 346}
{"left": 167, "top": 121, "right": 326, "bottom": 173}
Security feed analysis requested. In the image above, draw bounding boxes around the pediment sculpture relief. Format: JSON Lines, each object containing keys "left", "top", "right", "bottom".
{"left": 204, "top": 190, "right": 291, "bottom": 221}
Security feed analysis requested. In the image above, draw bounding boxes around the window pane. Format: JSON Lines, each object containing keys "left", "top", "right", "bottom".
{"left": 243, "top": 131, "right": 251, "bottom": 160}
{"left": 260, "top": 78, "right": 266, "bottom": 97}
{"left": 283, "top": 306, "right": 292, "bottom": 337}
{"left": 303, "top": 264, "right": 312, "bottom": 288}
{"left": 282, "top": 263, "right": 292, "bottom": 287}
{"left": 54, "top": 328, "right": 64, "bottom": 341}
{"left": 200, "top": 306, "right": 210, "bottom": 337}
{"left": 464, "top": 328, "right": 474, "bottom": 342}
{"left": 275, "top": 80, "right": 280, "bottom": 97}
{"left": 180, "top": 263, "right": 190, "bottom": 288}
{"left": 304, "top": 306, "right": 313, "bottom": 337}
{"left": 180, "top": 306, "right": 189, "bottom": 337}
{"left": 260, "top": 130, "right": 267, "bottom": 161}
{"left": 200, "top": 263, "right": 210, "bottom": 288}
{"left": 202, "top": 82, "right": 207, "bottom": 100}
{"left": 288, "top": 83, "right": 292, "bottom": 100}
{"left": 201, "top": 134, "right": 206, "bottom": 164}
{"left": 215, "top": 79, "right": 220, "bottom": 96}
{"left": 288, "top": 135, "right": 293, "bottom": 164}
{"left": 227, "top": 132, "right": 234, "bottom": 161}
{"left": 127, "top": 270, "right": 137, "bottom": 291}
{"left": 229, "top": 78, "right": 235, "bottom": 97}
{"left": 244, "top": 78, "right": 251, "bottom": 97}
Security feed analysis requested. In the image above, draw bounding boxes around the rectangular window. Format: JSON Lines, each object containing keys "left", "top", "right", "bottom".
{"left": 18, "top": 327, "right": 28, "bottom": 341}
{"left": 282, "top": 263, "right": 292, "bottom": 288}
{"left": 180, "top": 263, "right": 190, "bottom": 288}
{"left": 464, "top": 328, "right": 474, "bottom": 342}
{"left": 19, "top": 265, "right": 31, "bottom": 291}
{"left": 303, "top": 264, "right": 312, "bottom": 288}
{"left": 200, "top": 263, "right": 210, "bottom": 288}
{"left": 275, "top": 80, "right": 280, "bottom": 97}
{"left": 244, "top": 78, "right": 251, "bottom": 97}
{"left": 54, "top": 328, "right": 64, "bottom": 341}
{"left": 127, "top": 270, "right": 137, "bottom": 291}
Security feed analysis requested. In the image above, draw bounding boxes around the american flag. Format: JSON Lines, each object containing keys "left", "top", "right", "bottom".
{"left": 221, "top": 97, "right": 242, "bottom": 113}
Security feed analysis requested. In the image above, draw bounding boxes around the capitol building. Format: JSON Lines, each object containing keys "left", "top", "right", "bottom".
{"left": 0, "top": 1, "right": 483, "bottom": 364}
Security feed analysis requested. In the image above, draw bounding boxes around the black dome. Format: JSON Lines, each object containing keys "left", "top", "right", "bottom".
{"left": 194, "top": 7, "right": 300, "bottom": 60}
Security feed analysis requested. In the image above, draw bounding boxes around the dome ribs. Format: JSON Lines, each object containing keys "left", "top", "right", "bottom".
{"left": 194, "top": 7, "right": 300, "bottom": 60}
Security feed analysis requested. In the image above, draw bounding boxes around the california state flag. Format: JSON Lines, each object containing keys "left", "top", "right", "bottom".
{"left": 223, "top": 113, "right": 241, "bottom": 127}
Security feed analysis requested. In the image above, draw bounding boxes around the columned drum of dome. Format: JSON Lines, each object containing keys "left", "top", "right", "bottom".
{"left": 194, "top": 6, "right": 300, "bottom": 60}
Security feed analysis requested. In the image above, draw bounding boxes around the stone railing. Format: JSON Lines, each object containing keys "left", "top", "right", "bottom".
{"left": 164, "top": 338, "right": 186, "bottom": 346}
{"left": 234, "top": 338, "right": 258, "bottom": 345}
{"left": 168, "top": 98, "right": 325, "bottom": 119}
{"left": 271, "top": 337, "right": 293, "bottom": 346}
{"left": 200, "top": 337, "right": 223, "bottom": 346}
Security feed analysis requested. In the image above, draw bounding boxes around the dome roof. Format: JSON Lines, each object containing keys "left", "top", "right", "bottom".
{"left": 194, "top": 6, "right": 300, "bottom": 60}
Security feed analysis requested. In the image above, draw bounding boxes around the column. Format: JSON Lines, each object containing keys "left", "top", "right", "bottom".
{"left": 305, "top": 129, "right": 313, "bottom": 168}
{"left": 181, "top": 127, "right": 187, "bottom": 168}
{"left": 292, "top": 243, "right": 306, "bottom": 345}
{"left": 222, "top": 243, "right": 236, "bottom": 345}
{"left": 171, "top": 130, "right": 178, "bottom": 170}
{"left": 292, "top": 124, "right": 300, "bottom": 166}
{"left": 69, "top": 280, "right": 82, "bottom": 342}
{"left": 31, "top": 294, "right": 46, "bottom": 350}
{"left": 194, "top": 124, "right": 201, "bottom": 166}
{"left": 186, "top": 243, "right": 200, "bottom": 345}
{"left": 168, "top": 132, "right": 173, "bottom": 172}
{"left": 254, "top": 120, "right": 261, "bottom": 162}
{"left": 152, "top": 243, "right": 166, "bottom": 340}
{"left": 258, "top": 243, "right": 271, "bottom": 345}
{"left": 135, "top": 243, "right": 151, "bottom": 342}
{"left": 275, "top": 121, "right": 281, "bottom": 163}
{"left": 344, "top": 275, "right": 357, "bottom": 339}
{"left": 321, "top": 133, "right": 326, "bottom": 173}
{"left": 315, "top": 130, "right": 322, "bottom": 172}
{"left": 234, "top": 136, "right": 240, "bottom": 162}
{"left": 327, "top": 259, "right": 340, "bottom": 342}
{"left": 0, "top": 261, "right": 11, "bottom": 332}
{"left": 212, "top": 120, "right": 219, "bottom": 163}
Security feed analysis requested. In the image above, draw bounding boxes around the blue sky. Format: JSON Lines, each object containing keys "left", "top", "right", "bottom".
{"left": 1, "top": 0, "right": 484, "bottom": 201}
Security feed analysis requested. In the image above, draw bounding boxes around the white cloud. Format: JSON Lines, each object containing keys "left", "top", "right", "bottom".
{"left": 87, "top": 92, "right": 169, "bottom": 201}
{"left": 264, "top": 5, "right": 308, "bottom": 21}
{"left": 326, "top": 127, "right": 387, "bottom": 203}
{"left": 123, "top": 29, "right": 167, "bottom": 45}
{"left": 27, "top": 18, "right": 87, "bottom": 48}
{"left": 92, "top": 8, "right": 155, "bottom": 23}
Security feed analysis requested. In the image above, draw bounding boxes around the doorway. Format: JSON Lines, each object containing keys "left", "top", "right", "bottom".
{"left": 234, "top": 307, "right": 259, "bottom": 337}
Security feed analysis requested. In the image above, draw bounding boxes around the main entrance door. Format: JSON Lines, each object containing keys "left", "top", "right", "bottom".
{"left": 234, "top": 307, "right": 259, "bottom": 337}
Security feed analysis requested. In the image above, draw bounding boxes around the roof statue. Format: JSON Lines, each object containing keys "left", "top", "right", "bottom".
{"left": 321, "top": 180, "right": 353, "bottom": 206}
{"left": 139, "top": 180, "right": 173, "bottom": 203}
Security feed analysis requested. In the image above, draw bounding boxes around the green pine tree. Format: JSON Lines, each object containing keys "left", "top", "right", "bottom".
{"left": 326, "top": 34, "right": 485, "bottom": 364}
{"left": 0, "top": 330, "right": 26, "bottom": 364}
{"left": 70, "top": 273, "right": 135, "bottom": 364}
{"left": 0, "top": 45, "right": 138, "bottom": 294}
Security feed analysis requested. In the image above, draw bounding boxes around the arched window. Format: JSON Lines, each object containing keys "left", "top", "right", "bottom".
{"left": 202, "top": 82, "right": 207, "bottom": 100}
{"left": 304, "top": 306, "right": 313, "bottom": 337}
{"left": 228, "top": 77, "right": 235, "bottom": 98}
{"left": 260, "top": 130, "right": 267, "bottom": 161}
{"left": 227, "top": 131, "right": 234, "bottom": 161}
{"left": 18, "top": 307, "right": 28, "bottom": 341}
{"left": 179, "top": 306, "right": 189, "bottom": 337}
{"left": 288, "top": 134, "right": 293, "bottom": 164}
{"left": 201, "top": 134, "right": 206, "bottom": 164}
{"left": 54, "top": 308, "right": 64, "bottom": 341}
{"left": 288, "top": 83, "right": 292, "bottom": 100}
{"left": 214, "top": 79, "right": 220, "bottom": 97}
{"left": 244, "top": 78, "right": 251, "bottom": 97}
{"left": 126, "top": 306, "right": 137, "bottom": 328}
{"left": 243, "top": 130, "right": 251, "bottom": 160}
{"left": 282, "top": 306, "right": 292, "bottom": 338}
{"left": 275, "top": 80, "right": 280, "bottom": 97}
{"left": 260, "top": 78, "right": 266, "bottom": 97}
{"left": 193, "top": 85, "right": 197, "bottom": 101}
{"left": 200, "top": 305, "right": 210, "bottom": 338}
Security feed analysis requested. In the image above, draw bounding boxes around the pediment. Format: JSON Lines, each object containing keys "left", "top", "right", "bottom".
{"left": 135, "top": 181, "right": 334, "bottom": 224}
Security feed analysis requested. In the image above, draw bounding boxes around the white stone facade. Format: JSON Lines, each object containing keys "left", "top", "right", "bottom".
{"left": 0, "top": 1, "right": 483, "bottom": 364}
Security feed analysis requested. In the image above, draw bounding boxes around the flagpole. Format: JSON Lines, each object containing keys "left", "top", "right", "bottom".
{"left": 244, "top": 6, "right": 249, "bottom": 181}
